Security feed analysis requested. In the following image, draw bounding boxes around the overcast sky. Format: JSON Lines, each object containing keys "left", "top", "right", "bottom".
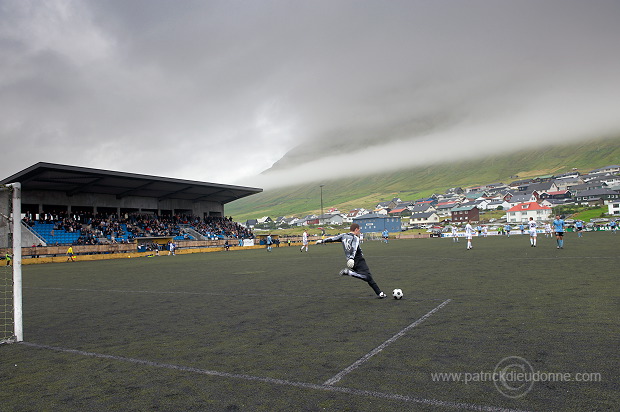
{"left": 2, "top": 0, "right": 619, "bottom": 189}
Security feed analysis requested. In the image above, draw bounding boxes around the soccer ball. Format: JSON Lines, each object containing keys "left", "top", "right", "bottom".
{"left": 392, "top": 288, "right": 403, "bottom": 299}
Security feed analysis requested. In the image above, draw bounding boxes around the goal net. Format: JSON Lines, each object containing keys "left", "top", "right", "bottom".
{"left": 1, "top": 183, "right": 22, "bottom": 344}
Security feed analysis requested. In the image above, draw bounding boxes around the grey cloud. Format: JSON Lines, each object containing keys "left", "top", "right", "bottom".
{"left": 1, "top": 0, "right": 619, "bottom": 187}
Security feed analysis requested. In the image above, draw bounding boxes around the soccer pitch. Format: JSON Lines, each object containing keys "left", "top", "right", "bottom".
{"left": 1, "top": 232, "right": 618, "bottom": 411}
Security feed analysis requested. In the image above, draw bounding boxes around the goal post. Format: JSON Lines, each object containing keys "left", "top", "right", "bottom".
{"left": 1, "top": 182, "right": 22, "bottom": 344}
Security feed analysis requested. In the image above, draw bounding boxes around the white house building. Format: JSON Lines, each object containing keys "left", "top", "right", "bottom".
{"left": 318, "top": 213, "right": 344, "bottom": 225}
{"left": 608, "top": 201, "right": 620, "bottom": 216}
{"left": 506, "top": 202, "right": 552, "bottom": 223}
{"left": 408, "top": 211, "right": 440, "bottom": 227}
{"left": 589, "top": 165, "right": 620, "bottom": 174}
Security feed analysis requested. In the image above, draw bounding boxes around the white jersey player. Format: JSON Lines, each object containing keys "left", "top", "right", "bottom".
{"left": 528, "top": 217, "right": 538, "bottom": 247}
{"left": 465, "top": 221, "right": 475, "bottom": 250}
{"left": 300, "top": 230, "right": 309, "bottom": 252}
{"left": 544, "top": 223, "right": 552, "bottom": 238}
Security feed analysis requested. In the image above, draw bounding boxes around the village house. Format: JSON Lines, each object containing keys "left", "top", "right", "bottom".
{"left": 285, "top": 217, "right": 300, "bottom": 226}
{"left": 414, "top": 197, "right": 438, "bottom": 206}
{"left": 464, "top": 185, "right": 484, "bottom": 193}
{"left": 553, "top": 176, "right": 584, "bottom": 191}
{"left": 554, "top": 170, "right": 581, "bottom": 180}
{"left": 435, "top": 201, "right": 460, "bottom": 217}
{"left": 297, "top": 215, "right": 319, "bottom": 226}
{"left": 408, "top": 211, "right": 440, "bottom": 227}
{"left": 527, "top": 181, "right": 559, "bottom": 197}
{"left": 409, "top": 203, "right": 436, "bottom": 214}
{"left": 586, "top": 175, "right": 620, "bottom": 188}
{"left": 589, "top": 165, "right": 620, "bottom": 174}
{"left": 463, "top": 191, "right": 487, "bottom": 201}
{"left": 509, "top": 178, "right": 537, "bottom": 190}
{"left": 393, "top": 200, "right": 415, "bottom": 211}
{"left": 343, "top": 208, "right": 370, "bottom": 223}
{"left": 506, "top": 193, "right": 538, "bottom": 207}
{"left": 388, "top": 206, "right": 411, "bottom": 218}
{"left": 540, "top": 198, "right": 575, "bottom": 208}
{"left": 485, "top": 199, "right": 511, "bottom": 210}
{"left": 574, "top": 188, "right": 620, "bottom": 206}
{"left": 538, "top": 190, "right": 572, "bottom": 201}
{"left": 608, "top": 201, "right": 620, "bottom": 216}
{"left": 445, "top": 187, "right": 464, "bottom": 195}
{"left": 506, "top": 202, "right": 552, "bottom": 223}
{"left": 354, "top": 213, "right": 401, "bottom": 233}
{"left": 451, "top": 205, "right": 480, "bottom": 223}
{"left": 374, "top": 198, "right": 401, "bottom": 214}
{"left": 570, "top": 182, "right": 608, "bottom": 193}
{"left": 318, "top": 213, "right": 344, "bottom": 225}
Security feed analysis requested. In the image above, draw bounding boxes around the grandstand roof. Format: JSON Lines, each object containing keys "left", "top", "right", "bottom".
{"left": 1, "top": 162, "right": 262, "bottom": 204}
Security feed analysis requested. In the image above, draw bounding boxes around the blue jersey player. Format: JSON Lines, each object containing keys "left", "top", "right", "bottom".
{"left": 553, "top": 215, "right": 565, "bottom": 249}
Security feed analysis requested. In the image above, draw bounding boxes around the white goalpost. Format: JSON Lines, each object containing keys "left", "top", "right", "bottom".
{"left": 1, "top": 183, "right": 22, "bottom": 344}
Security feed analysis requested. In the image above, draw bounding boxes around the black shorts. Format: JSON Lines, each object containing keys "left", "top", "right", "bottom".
{"left": 353, "top": 256, "right": 371, "bottom": 276}
{"left": 555, "top": 232, "right": 564, "bottom": 237}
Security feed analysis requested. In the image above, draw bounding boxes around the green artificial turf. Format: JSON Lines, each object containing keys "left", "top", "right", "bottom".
{"left": 1, "top": 231, "right": 618, "bottom": 411}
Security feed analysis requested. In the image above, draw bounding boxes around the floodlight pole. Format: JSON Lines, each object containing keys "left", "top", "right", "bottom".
{"left": 320, "top": 185, "right": 324, "bottom": 217}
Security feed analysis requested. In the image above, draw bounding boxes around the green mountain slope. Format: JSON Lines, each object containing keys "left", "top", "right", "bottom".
{"left": 226, "top": 137, "right": 620, "bottom": 222}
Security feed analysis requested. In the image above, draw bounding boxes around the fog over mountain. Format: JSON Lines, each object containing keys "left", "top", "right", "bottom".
{"left": 1, "top": 1, "right": 619, "bottom": 188}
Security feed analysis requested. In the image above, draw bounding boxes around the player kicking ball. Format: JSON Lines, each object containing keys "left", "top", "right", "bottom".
{"left": 316, "top": 223, "right": 387, "bottom": 299}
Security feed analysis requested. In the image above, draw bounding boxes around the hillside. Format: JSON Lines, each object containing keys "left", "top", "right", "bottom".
{"left": 226, "top": 136, "right": 620, "bottom": 222}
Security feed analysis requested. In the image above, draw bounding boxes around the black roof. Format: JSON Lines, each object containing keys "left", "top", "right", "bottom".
{"left": 0, "top": 162, "right": 262, "bottom": 204}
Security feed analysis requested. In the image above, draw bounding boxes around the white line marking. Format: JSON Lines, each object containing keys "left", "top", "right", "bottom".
{"left": 323, "top": 298, "right": 452, "bottom": 386}
{"left": 23, "top": 287, "right": 446, "bottom": 301}
{"left": 20, "top": 340, "right": 529, "bottom": 412}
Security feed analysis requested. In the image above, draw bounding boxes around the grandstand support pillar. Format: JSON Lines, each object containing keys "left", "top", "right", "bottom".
{"left": 10, "top": 182, "right": 23, "bottom": 342}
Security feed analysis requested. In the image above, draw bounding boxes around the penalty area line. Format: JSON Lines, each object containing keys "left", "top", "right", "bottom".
{"left": 19, "top": 340, "right": 528, "bottom": 412}
{"left": 323, "top": 298, "right": 452, "bottom": 386}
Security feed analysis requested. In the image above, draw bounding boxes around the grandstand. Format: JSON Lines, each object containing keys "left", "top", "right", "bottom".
{"left": 21, "top": 214, "right": 252, "bottom": 246}
{"left": 1, "top": 162, "right": 262, "bottom": 248}
{"left": 26, "top": 222, "right": 81, "bottom": 245}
